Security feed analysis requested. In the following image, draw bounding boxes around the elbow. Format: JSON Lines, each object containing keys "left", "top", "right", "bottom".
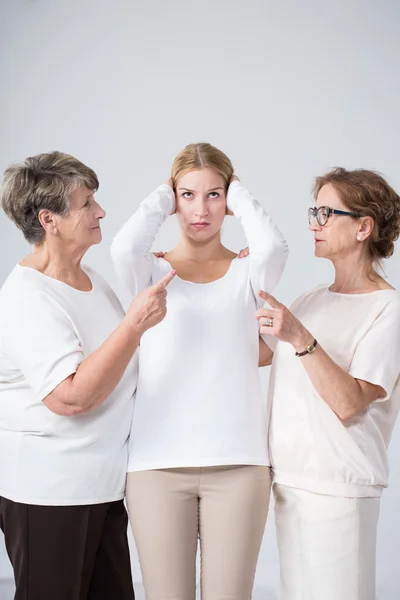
{"left": 110, "top": 229, "right": 142, "bottom": 264}
{"left": 336, "top": 383, "right": 377, "bottom": 422}
{"left": 260, "top": 237, "right": 289, "bottom": 270}
{"left": 43, "top": 394, "right": 91, "bottom": 417}
{"left": 110, "top": 238, "right": 129, "bottom": 264}
{"left": 336, "top": 403, "right": 365, "bottom": 422}
{"left": 258, "top": 237, "right": 289, "bottom": 261}
{"left": 60, "top": 404, "right": 86, "bottom": 417}
{"left": 337, "top": 408, "right": 356, "bottom": 422}
{"left": 256, "top": 246, "right": 289, "bottom": 292}
{"left": 42, "top": 374, "right": 95, "bottom": 417}
{"left": 110, "top": 239, "right": 145, "bottom": 276}
{"left": 273, "top": 238, "right": 289, "bottom": 267}
{"left": 43, "top": 399, "right": 82, "bottom": 417}
{"left": 275, "top": 243, "right": 289, "bottom": 280}
{"left": 264, "top": 228, "right": 289, "bottom": 259}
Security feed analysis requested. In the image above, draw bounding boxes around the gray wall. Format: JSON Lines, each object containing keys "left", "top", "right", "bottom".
{"left": 1, "top": 1, "right": 399, "bottom": 598}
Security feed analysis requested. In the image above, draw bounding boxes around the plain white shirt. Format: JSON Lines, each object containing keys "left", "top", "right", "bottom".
{"left": 0, "top": 265, "right": 137, "bottom": 505}
{"left": 111, "top": 181, "right": 288, "bottom": 471}
{"left": 268, "top": 285, "right": 400, "bottom": 498}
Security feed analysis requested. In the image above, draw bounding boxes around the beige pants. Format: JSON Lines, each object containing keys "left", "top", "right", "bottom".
{"left": 274, "top": 483, "right": 381, "bottom": 600}
{"left": 126, "top": 465, "right": 271, "bottom": 600}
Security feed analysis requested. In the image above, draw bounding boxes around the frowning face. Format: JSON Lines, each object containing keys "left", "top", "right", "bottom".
{"left": 175, "top": 168, "right": 227, "bottom": 242}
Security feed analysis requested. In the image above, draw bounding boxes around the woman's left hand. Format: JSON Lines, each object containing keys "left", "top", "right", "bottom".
{"left": 237, "top": 247, "right": 249, "bottom": 259}
{"left": 256, "top": 291, "right": 313, "bottom": 352}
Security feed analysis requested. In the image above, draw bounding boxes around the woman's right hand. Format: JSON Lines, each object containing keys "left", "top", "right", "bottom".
{"left": 125, "top": 270, "right": 176, "bottom": 335}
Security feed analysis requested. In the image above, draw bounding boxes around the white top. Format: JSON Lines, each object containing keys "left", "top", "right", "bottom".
{"left": 111, "top": 181, "right": 288, "bottom": 471}
{"left": 0, "top": 265, "right": 137, "bottom": 505}
{"left": 269, "top": 285, "right": 400, "bottom": 498}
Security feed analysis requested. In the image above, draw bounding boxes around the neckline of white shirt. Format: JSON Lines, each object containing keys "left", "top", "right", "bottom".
{"left": 325, "top": 284, "right": 398, "bottom": 297}
{"left": 159, "top": 256, "right": 239, "bottom": 286}
{"left": 16, "top": 263, "right": 96, "bottom": 294}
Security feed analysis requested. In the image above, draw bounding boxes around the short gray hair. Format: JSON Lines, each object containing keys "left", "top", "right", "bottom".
{"left": 1, "top": 151, "right": 99, "bottom": 244}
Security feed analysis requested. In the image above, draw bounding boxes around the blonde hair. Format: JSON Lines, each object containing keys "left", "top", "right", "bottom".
{"left": 171, "top": 143, "right": 234, "bottom": 190}
{"left": 1, "top": 151, "right": 99, "bottom": 244}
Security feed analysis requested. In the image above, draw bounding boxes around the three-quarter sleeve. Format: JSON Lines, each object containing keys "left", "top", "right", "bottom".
{"left": 349, "top": 299, "right": 400, "bottom": 401}
{"left": 1, "top": 291, "right": 83, "bottom": 402}
{"left": 111, "top": 184, "right": 175, "bottom": 297}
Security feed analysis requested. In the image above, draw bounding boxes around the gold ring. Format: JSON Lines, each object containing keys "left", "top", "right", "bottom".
{"left": 264, "top": 317, "right": 273, "bottom": 327}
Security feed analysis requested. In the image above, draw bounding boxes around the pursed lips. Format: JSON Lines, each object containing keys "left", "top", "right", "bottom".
{"left": 191, "top": 222, "right": 210, "bottom": 228}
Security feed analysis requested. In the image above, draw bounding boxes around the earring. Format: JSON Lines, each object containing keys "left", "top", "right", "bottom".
{"left": 357, "top": 235, "right": 362, "bottom": 241}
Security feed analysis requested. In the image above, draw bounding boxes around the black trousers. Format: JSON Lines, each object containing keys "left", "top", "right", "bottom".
{"left": 0, "top": 496, "right": 135, "bottom": 600}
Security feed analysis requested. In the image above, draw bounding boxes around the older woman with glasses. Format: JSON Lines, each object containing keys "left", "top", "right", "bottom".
{"left": 256, "top": 167, "right": 400, "bottom": 600}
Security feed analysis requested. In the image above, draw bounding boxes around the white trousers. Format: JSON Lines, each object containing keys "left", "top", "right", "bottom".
{"left": 274, "top": 483, "right": 380, "bottom": 600}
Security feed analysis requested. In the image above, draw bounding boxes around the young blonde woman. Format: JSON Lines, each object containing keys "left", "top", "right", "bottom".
{"left": 111, "top": 143, "right": 288, "bottom": 600}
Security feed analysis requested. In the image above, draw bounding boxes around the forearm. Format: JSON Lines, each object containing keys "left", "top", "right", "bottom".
{"left": 44, "top": 319, "right": 141, "bottom": 416}
{"left": 259, "top": 337, "right": 274, "bottom": 367}
{"left": 293, "top": 330, "right": 378, "bottom": 420}
{"left": 111, "top": 185, "right": 175, "bottom": 295}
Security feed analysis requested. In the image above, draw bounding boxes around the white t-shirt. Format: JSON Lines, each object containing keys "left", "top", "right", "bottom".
{"left": 111, "top": 181, "right": 288, "bottom": 471}
{"left": 0, "top": 265, "right": 137, "bottom": 505}
{"left": 268, "top": 285, "right": 400, "bottom": 498}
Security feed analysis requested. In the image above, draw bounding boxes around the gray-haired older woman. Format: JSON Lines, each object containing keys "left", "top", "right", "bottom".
{"left": 0, "top": 152, "right": 175, "bottom": 600}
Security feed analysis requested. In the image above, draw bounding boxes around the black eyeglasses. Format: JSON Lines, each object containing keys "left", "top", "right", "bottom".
{"left": 308, "top": 206, "right": 362, "bottom": 226}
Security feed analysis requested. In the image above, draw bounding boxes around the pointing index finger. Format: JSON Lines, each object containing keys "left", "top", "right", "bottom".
{"left": 258, "top": 290, "right": 282, "bottom": 308}
{"left": 152, "top": 270, "right": 177, "bottom": 292}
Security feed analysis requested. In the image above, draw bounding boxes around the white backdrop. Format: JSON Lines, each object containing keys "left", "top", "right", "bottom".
{"left": 1, "top": 1, "right": 400, "bottom": 598}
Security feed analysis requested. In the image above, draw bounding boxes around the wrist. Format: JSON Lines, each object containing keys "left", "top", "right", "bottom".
{"left": 292, "top": 330, "right": 315, "bottom": 354}
{"left": 122, "top": 316, "right": 144, "bottom": 341}
{"left": 156, "top": 184, "right": 176, "bottom": 215}
{"left": 226, "top": 180, "right": 243, "bottom": 212}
